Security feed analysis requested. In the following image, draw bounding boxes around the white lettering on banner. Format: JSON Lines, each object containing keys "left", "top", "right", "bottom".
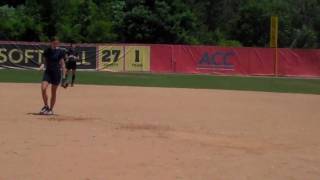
{"left": 0, "top": 48, "right": 44, "bottom": 64}
{"left": 0, "top": 48, "right": 7, "bottom": 63}
{"left": 8, "top": 49, "right": 23, "bottom": 63}
{"left": 37, "top": 50, "right": 44, "bottom": 64}
{"left": 81, "top": 51, "right": 90, "bottom": 65}
{"left": 25, "top": 49, "right": 35, "bottom": 63}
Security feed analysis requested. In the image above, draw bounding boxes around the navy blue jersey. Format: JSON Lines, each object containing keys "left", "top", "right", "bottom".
{"left": 67, "top": 48, "right": 78, "bottom": 62}
{"left": 43, "top": 48, "right": 65, "bottom": 71}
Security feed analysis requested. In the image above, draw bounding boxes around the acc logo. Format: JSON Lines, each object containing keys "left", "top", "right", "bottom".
{"left": 198, "top": 51, "right": 235, "bottom": 69}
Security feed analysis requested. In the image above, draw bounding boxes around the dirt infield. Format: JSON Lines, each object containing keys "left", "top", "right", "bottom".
{"left": 0, "top": 83, "right": 320, "bottom": 180}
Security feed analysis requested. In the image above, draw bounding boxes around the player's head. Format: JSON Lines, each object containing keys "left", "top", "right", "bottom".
{"left": 51, "top": 37, "right": 60, "bottom": 49}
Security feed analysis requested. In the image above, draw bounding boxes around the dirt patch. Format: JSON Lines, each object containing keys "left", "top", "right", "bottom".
{"left": 119, "top": 123, "right": 172, "bottom": 132}
{"left": 0, "top": 83, "right": 320, "bottom": 180}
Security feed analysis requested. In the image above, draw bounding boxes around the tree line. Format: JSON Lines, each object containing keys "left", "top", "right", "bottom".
{"left": 0, "top": 0, "right": 319, "bottom": 48}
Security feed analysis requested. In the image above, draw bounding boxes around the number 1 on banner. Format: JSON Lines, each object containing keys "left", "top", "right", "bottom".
{"left": 125, "top": 46, "right": 150, "bottom": 72}
{"left": 135, "top": 50, "right": 140, "bottom": 63}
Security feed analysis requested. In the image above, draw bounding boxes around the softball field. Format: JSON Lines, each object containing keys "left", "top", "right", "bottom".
{"left": 0, "top": 83, "right": 320, "bottom": 180}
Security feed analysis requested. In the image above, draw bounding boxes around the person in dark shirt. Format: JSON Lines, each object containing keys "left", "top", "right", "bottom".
{"left": 65, "top": 44, "right": 79, "bottom": 87}
{"left": 39, "top": 38, "right": 66, "bottom": 115}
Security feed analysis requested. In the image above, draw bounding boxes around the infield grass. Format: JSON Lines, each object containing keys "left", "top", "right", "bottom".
{"left": 0, "top": 69, "right": 320, "bottom": 94}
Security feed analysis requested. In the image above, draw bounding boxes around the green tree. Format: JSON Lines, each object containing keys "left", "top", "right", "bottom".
{"left": 119, "top": 0, "right": 198, "bottom": 44}
{"left": 23, "top": 0, "right": 44, "bottom": 41}
{"left": 230, "top": 1, "right": 269, "bottom": 47}
{"left": 0, "top": 5, "right": 27, "bottom": 40}
{"left": 0, "top": 0, "right": 319, "bottom": 47}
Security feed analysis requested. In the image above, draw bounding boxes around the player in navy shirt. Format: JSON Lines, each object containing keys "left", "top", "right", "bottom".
{"left": 65, "top": 44, "right": 79, "bottom": 87}
{"left": 39, "top": 38, "right": 66, "bottom": 115}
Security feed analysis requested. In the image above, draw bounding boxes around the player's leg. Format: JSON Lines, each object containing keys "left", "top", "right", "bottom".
{"left": 40, "top": 81, "right": 50, "bottom": 114}
{"left": 41, "top": 81, "right": 49, "bottom": 106}
{"left": 40, "top": 71, "right": 51, "bottom": 114}
{"left": 48, "top": 84, "right": 58, "bottom": 115}
{"left": 45, "top": 70, "right": 61, "bottom": 115}
{"left": 71, "top": 69, "right": 76, "bottom": 86}
{"left": 65, "top": 69, "right": 70, "bottom": 79}
{"left": 65, "top": 60, "right": 72, "bottom": 80}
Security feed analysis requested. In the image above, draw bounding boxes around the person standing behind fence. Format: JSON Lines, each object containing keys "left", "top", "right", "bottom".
{"left": 39, "top": 38, "right": 66, "bottom": 115}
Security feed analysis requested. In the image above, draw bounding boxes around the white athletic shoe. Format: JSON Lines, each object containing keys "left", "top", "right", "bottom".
{"left": 44, "top": 109, "right": 54, "bottom": 115}
{"left": 39, "top": 105, "right": 49, "bottom": 115}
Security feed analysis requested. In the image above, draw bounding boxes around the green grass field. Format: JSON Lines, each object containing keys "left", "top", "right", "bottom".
{"left": 0, "top": 69, "right": 320, "bottom": 94}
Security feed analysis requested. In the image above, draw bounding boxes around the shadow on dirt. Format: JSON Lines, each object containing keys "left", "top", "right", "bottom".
{"left": 26, "top": 112, "right": 94, "bottom": 122}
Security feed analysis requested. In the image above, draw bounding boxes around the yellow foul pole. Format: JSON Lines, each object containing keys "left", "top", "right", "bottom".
{"left": 270, "top": 16, "right": 279, "bottom": 76}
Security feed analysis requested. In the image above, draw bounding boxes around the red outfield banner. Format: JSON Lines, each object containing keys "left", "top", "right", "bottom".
{"left": 151, "top": 45, "right": 320, "bottom": 77}
{"left": 1, "top": 41, "right": 319, "bottom": 77}
{"left": 278, "top": 49, "right": 320, "bottom": 77}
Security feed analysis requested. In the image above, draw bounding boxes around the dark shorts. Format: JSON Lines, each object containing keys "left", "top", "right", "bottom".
{"left": 42, "top": 70, "right": 61, "bottom": 85}
{"left": 66, "top": 61, "right": 77, "bottom": 70}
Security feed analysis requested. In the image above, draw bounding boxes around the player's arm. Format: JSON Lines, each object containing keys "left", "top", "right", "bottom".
{"left": 60, "top": 58, "right": 66, "bottom": 78}
{"left": 65, "top": 50, "right": 69, "bottom": 62}
{"left": 40, "top": 56, "right": 46, "bottom": 71}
